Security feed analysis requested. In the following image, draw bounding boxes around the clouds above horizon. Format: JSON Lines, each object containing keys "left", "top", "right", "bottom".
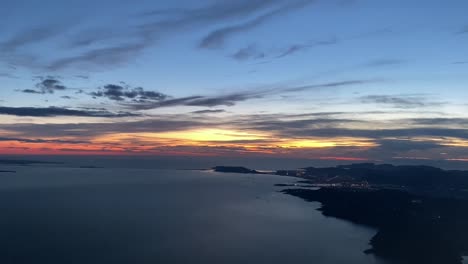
{"left": 199, "top": 0, "right": 314, "bottom": 49}
{"left": 123, "top": 79, "right": 377, "bottom": 110}
{"left": 0, "top": 0, "right": 465, "bottom": 74}
{"left": 359, "top": 94, "right": 444, "bottom": 109}
{"left": 1, "top": 110, "right": 467, "bottom": 160}
{"left": 0, "top": 106, "right": 137, "bottom": 118}
{"left": 0, "top": 0, "right": 317, "bottom": 72}
{"left": 7, "top": 77, "right": 381, "bottom": 116}
{"left": 1, "top": 0, "right": 468, "bottom": 162}
{"left": 90, "top": 84, "right": 168, "bottom": 102}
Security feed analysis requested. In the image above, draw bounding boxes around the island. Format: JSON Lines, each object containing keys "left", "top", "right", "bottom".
{"left": 212, "top": 166, "right": 262, "bottom": 174}
{"left": 79, "top": 165, "right": 104, "bottom": 169}
{"left": 276, "top": 163, "right": 468, "bottom": 199}
{"left": 214, "top": 163, "right": 468, "bottom": 198}
{"left": 0, "top": 159, "right": 63, "bottom": 166}
{"left": 0, "top": 159, "right": 64, "bottom": 173}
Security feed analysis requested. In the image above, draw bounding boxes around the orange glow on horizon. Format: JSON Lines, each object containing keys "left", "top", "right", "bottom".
{"left": 1, "top": 128, "right": 467, "bottom": 159}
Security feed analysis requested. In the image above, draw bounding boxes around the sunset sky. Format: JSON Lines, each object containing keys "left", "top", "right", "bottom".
{"left": 1, "top": 0, "right": 468, "bottom": 163}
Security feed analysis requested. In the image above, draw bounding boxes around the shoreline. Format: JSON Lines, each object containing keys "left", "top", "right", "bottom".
{"left": 281, "top": 187, "right": 468, "bottom": 264}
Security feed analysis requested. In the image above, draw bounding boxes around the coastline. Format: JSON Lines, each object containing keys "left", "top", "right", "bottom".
{"left": 281, "top": 187, "right": 468, "bottom": 264}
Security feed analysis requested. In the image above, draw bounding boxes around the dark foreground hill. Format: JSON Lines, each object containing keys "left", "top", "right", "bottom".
{"left": 282, "top": 187, "right": 468, "bottom": 264}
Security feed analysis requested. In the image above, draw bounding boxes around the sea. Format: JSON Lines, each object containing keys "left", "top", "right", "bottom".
{"left": 0, "top": 156, "right": 394, "bottom": 264}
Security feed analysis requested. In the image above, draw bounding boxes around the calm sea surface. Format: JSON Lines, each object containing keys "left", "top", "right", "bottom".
{"left": 0, "top": 164, "right": 388, "bottom": 264}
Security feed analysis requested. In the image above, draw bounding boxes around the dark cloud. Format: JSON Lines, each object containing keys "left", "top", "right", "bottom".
{"left": 184, "top": 93, "right": 258, "bottom": 107}
{"left": 276, "top": 38, "right": 338, "bottom": 58}
{"left": 271, "top": 28, "right": 394, "bottom": 61}
{"left": 375, "top": 139, "right": 442, "bottom": 152}
{"left": 199, "top": 0, "right": 313, "bottom": 49}
{"left": 359, "top": 95, "right": 443, "bottom": 109}
{"left": 67, "top": 28, "right": 119, "bottom": 48}
{"left": 48, "top": 42, "right": 147, "bottom": 70}
{"left": 128, "top": 94, "right": 250, "bottom": 109}
{"left": 147, "top": 96, "right": 204, "bottom": 108}
{"left": 231, "top": 45, "right": 266, "bottom": 60}
{"left": 191, "top": 109, "right": 226, "bottom": 114}
{"left": 47, "top": 0, "right": 294, "bottom": 70}
{"left": 410, "top": 118, "right": 468, "bottom": 126}
{"left": 0, "top": 137, "right": 89, "bottom": 145}
{"left": 0, "top": 106, "right": 137, "bottom": 118}
{"left": 234, "top": 116, "right": 360, "bottom": 132}
{"left": 141, "top": 0, "right": 287, "bottom": 31}
{"left": 35, "top": 78, "right": 67, "bottom": 94}
{"left": 20, "top": 77, "right": 68, "bottom": 94}
{"left": 282, "top": 80, "right": 373, "bottom": 93}
{"left": 235, "top": 40, "right": 395, "bottom": 64}
{"left": 0, "top": 119, "right": 208, "bottom": 138}
{"left": 364, "top": 59, "right": 404, "bottom": 67}
{"left": 275, "top": 127, "right": 468, "bottom": 140}
{"left": 21, "top": 89, "right": 43, "bottom": 94}
{"left": 91, "top": 84, "right": 168, "bottom": 102}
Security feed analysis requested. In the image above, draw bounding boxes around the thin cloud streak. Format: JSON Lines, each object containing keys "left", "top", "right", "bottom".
{"left": 44, "top": 0, "right": 310, "bottom": 70}
{"left": 0, "top": 106, "right": 138, "bottom": 118}
{"left": 199, "top": 0, "right": 314, "bottom": 49}
{"left": 127, "top": 79, "right": 377, "bottom": 110}
{"left": 359, "top": 94, "right": 444, "bottom": 109}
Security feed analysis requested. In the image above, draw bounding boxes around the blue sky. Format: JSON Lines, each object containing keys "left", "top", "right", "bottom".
{"left": 0, "top": 0, "right": 467, "bottom": 163}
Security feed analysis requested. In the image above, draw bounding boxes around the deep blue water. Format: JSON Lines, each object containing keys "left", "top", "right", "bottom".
{"left": 0, "top": 164, "right": 387, "bottom": 264}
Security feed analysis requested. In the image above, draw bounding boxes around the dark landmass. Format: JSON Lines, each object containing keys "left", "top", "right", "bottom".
{"left": 0, "top": 159, "right": 63, "bottom": 166}
{"left": 0, "top": 170, "right": 16, "bottom": 173}
{"left": 282, "top": 188, "right": 468, "bottom": 264}
{"left": 275, "top": 163, "right": 468, "bottom": 263}
{"left": 274, "top": 183, "right": 316, "bottom": 188}
{"left": 277, "top": 163, "right": 468, "bottom": 198}
{"left": 212, "top": 166, "right": 262, "bottom": 174}
{"left": 296, "top": 180, "right": 313, "bottom": 184}
{"left": 215, "top": 163, "right": 468, "bottom": 198}
{"left": 79, "top": 165, "right": 103, "bottom": 169}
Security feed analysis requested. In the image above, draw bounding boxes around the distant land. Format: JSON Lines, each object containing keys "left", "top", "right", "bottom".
{"left": 212, "top": 166, "right": 263, "bottom": 174}
{"left": 0, "top": 159, "right": 62, "bottom": 173}
{"left": 214, "top": 163, "right": 468, "bottom": 198}
{"left": 0, "top": 159, "right": 63, "bottom": 166}
{"left": 78, "top": 165, "right": 104, "bottom": 169}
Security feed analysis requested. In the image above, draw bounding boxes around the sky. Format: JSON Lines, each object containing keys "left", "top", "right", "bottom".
{"left": 0, "top": 0, "right": 468, "bottom": 164}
